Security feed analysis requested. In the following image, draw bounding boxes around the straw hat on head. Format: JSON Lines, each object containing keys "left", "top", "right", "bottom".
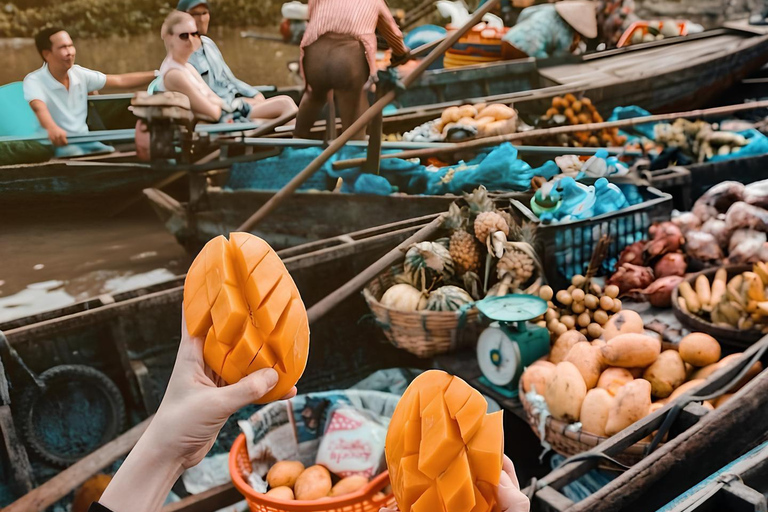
{"left": 555, "top": 1, "right": 598, "bottom": 39}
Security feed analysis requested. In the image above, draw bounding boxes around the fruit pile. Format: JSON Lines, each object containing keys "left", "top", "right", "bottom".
{"left": 608, "top": 221, "right": 688, "bottom": 308}
{"left": 538, "top": 94, "right": 627, "bottom": 148}
{"left": 654, "top": 119, "right": 749, "bottom": 163}
{"left": 521, "top": 310, "right": 764, "bottom": 438}
{"left": 386, "top": 370, "right": 504, "bottom": 512}
{"left": 403, "top": 103, "right": 518, "bottom": 142}
{"left": 678, "top": 263, "right": 768, "bottom": 333}
{"left": 534, "top": 275, "right": 623, "bottom": 341}
{"left": 378, "top": 187, "right": 541, "bottom": 312}
{"left": 263, "top": 461, "right": 372, "bottom": 501}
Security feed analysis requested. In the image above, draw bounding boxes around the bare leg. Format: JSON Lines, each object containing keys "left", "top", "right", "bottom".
{"left": 294, "top": 87, "right": 327, "bottom": 138}
{"left": 246, "top": 95, "right": 298, "bottom": 123}
{"left": 335, "top": 87, "right": 369, "bottom": 140}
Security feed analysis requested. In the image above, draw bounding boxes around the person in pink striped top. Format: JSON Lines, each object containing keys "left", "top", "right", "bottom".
{"left": 294, "top": 0, "right": 410, "bottom": 139}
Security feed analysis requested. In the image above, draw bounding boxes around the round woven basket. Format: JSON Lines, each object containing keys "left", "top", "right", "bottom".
{"left": 363, "top": 266, "right": 481, "bottom": 358}
{"left": 519, "top": 386, "right": 654, "bottom": 468}
{"left": 671, "top": 264, "right": 763, "bottom": 349}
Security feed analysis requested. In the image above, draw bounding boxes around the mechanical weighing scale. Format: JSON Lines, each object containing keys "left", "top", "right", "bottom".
{"left": 475, "top": 294, "right": 551, "bottom": 398}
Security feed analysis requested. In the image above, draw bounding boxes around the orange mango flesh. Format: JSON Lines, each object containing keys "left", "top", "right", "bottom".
{"left": 386, "top": 370, "right": 503, "bottom": 512}
{"left": 183, "top": 233, "right": 309, "bottom": 403}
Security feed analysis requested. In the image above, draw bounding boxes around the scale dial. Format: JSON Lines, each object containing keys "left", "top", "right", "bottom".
{"left": 477, "top": 324, "right": 520, "bottom": 387}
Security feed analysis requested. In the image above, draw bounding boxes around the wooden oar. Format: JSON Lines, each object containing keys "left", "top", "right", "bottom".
{"left": 332, "top": 99, "right": 768, "bottom": 170}
{"left": 236, "top": 0, "right": 501, "bottom": 233}
{"left": 4, "top": 417, "right": 152, "bottom": 512}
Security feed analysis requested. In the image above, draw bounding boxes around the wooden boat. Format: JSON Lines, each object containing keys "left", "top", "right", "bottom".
{"left": 0, "top": 214, "right": 438, "bottom": 506}
{"left": 437, "top": 335, "right": 768, "bottom": 512}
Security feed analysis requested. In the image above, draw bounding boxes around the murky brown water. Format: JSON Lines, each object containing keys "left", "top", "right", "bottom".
{"left": 0, "top": 206, "right": 191, "bottom": 323}
{"left": 1, "top": 26, "right": 301, "bottom": 87}
{"left": 0, "top": 28, "right": 302, "bottom": 324}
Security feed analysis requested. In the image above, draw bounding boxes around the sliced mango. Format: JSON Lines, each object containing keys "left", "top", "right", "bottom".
{"left": 183, "top": 232, "right": 310, "bottom": 403}
{"left": 385, "top": 371, "right": 505, "bottom": 512}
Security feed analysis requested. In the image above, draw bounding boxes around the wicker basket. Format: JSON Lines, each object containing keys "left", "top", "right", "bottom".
{"left": 363, "top": 266, "right": 482, "bottom": 358}
{"left": 519, "top": 387, "right": 655, "bottom": 467}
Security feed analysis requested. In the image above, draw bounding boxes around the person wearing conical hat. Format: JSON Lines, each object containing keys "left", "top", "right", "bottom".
{"left": 501, "top": 0, "right": 597, "bottom": 59}
{"left": 177, "top": 0, "right": 297, "bottom": 122}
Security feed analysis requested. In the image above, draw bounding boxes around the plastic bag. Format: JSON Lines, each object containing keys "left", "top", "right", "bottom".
{"left": 315, "top": 405, "right": 388, "bottom": 478}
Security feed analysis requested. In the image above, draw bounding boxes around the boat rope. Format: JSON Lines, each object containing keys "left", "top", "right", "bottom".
{"left": 676, "top": 473, "right": 743, "bottom": 512}
{"left": 646, "top": 343, "right": 768, "bottom": 455}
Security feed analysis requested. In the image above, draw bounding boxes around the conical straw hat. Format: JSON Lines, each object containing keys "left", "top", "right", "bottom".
{"left": 555, "top": 1, "right": 598, "bottom": 39}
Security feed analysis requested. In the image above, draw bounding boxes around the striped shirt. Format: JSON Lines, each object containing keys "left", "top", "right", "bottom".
{"left": 300, "top": 0, "right": 408, "bottom": 77}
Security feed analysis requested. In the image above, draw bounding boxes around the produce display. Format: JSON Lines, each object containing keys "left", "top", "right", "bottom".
{"left": 386, "top": 370, "right": 503, "bottom": 512}
{"left": 671, "top": 180, "right": 768, "bottom": 265}
{"left": 654, "top": 119, "right": 749, "bottom": 162}
{"left": 677, "top": 264, "right": 768, "bottom": 333}
{"left": 608, "top": 221, "right": 687, "bottom": 308}
{"left": 622, "top": 20, "right": 686, "bottom": 46}
{"left": 537, "top": 94, "right": 627, "bottom": 148}
{"left": 262, "top": 461, "right": 372, "bottom": 501}
{"left": 183, "top": 232, "right": 309, "bottom": 403}
{"left": 533, "top": 275, "right": 623, "bottom": 341}
{"left": 402, "top": 103, "right": 518, "bottom": 142}
{"left": 521, "top": 317, "right": 764, "bottom": 439}
{"left": 377, "top": 187, "right": 541, "bottom": 313}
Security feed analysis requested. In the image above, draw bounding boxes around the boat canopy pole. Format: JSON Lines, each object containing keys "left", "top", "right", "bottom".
{"left": 235, "top": 0, "right": 501, "bottom": 233}
{"left": 332, "top": 99, "right": 768, "bottom": 170}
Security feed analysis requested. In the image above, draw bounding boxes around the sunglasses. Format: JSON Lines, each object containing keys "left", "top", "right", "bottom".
{"left": 178, "top": 31, "right": 200, "bottom": 40}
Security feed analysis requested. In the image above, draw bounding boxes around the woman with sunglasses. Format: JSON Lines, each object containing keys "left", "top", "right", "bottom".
{"left": 157, "top": 11, "right": 242, "bottom": 122}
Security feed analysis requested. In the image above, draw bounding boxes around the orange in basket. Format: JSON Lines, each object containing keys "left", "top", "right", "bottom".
{"left": 229, "top": 434, "right": 397, "bottom": 512}
{"left": 385, "top": 370, "right": 504, "bottom": 512}
{"left": 184, "top": 233, "right": 309, "bottom": 404}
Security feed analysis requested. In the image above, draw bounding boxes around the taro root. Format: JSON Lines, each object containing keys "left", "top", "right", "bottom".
{"left": 608, "top": 263, "right": 654, "bottom": 295}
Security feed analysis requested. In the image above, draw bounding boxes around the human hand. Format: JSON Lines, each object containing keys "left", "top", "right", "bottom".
{"left": 390, "top": 50, "right": 411, "bottom": 67}
{"left": 144, "top": 310, "right": 297, "bottom": 469}
{"left": 47, "top": 125, "right": 68, "bottom": 146}
{"left": 380, "top": 455, "right": 529, "bottom": 512}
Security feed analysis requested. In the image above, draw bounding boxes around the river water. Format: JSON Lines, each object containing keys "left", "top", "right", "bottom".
{"left": 0, "top": 28, "right": 301, "bottom": 323}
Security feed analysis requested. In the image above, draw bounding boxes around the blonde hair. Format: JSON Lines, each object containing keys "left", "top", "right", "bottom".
{"left": 161, "top": 11, "right": 194, "bottom": 38}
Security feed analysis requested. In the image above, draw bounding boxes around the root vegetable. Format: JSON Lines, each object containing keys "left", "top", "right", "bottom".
{"left": 521, "top": 361, "right": 556, "bottom": 394}
{"left": 646, "top": 222, "right": 684, "bottom": 258}
{"left": 579, "top": 388, "right": 614, "bottom": 436}
{"left": 550, "top": 330, "right": 588, "bottom": 364}
{"left": 602, "top": 310, "right": 645, "bottom": 340}
{"left": 638, "top": 275, "right": 685, "bottom": 307}
{"left": 601, "top": 334, "right": 661, "bottom": 368}
{"left": 617, "top": 242, "right": 645, "bottom": 268}
{"left": 565, "top": 343, "right": 605, "bottom": 389}
{"left": 267, "top": 461, "right": 305, "bottom": 489}
{"left": 545, "top": 362, "right": 587, "bottom": 422}
{"left": 597, "top": 368, "right": 634, "bottom": 396}
{"left": 679, "top": 333, "right": 721, "bottom": 367}
{"left": 330, "top": 476, "right": 369, "bottom": 497}
{"left": 294, "top": 466, "right": 332, "bottom": 500}
{"left": 654, "top": 253, "right": 687, "bottom": 278}
{"left": 643, "top": 350, "right": 686, "bottom": 398}
{"left": 266, "top": 487, "right": 295, "bottom": 500}
{"left": 608, "top": 263, "right": 654, "bottom": 295}
{"left": 605, "top": 379, "right": 652, "bottom": 436}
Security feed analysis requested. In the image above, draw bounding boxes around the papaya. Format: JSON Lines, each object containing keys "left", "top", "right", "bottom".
{"left": 385, "top": 370, "right": 502, "bottom": 512}
{"left": 601, "top": 310, "right": 645, "bottom": 341}
{"left": 600, "top": 334, "right": 661, "bottom": 368}
{"left": 183, "top": 233, "right": 310, "bottom": 403}
{"left": 678, "top": 333, "right": 720, "bottom": 367}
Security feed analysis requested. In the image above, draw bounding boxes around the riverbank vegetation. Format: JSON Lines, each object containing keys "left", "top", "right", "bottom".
{"left": 0, "top": 0, "right": 424, "bottom": 38}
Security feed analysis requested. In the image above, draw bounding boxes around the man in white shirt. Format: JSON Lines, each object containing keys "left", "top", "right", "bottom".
{"left": 23, "top": 27, "right": 155, "bottom": 149}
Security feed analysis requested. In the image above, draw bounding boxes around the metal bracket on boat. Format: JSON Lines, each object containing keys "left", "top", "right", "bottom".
{"left": 131, "top": 91, "right": 204, "bottom": 162}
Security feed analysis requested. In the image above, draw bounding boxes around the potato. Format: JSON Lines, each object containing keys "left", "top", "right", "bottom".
{"left": 597, "top": 368, "right": 634, "bottom": 396}
{"left": 521, "top": 361, "right": 556, "bottom": 394}
{"left": 643, "top": 350, "right": 686, "bottom": 398}
{"left": 550, "top": 330, "right": 587, "bottom": 364}
{"left": 579, "top": 388, "right": 614, "bottom": 436}
{"left": 601, "top": 333, "right": 661, "bottom": 368}
{"left": 668, "top": 379, "right": 705, "bottom": 401}
{"left": 330, "top": 475, "right": 369, "bottom": 497}
{"left": 602, "top": 310, "right": 644, "bottom": 341}
{"left": 605, "top": 379, "right": 652, "bottom": 436}
{"left": 678, "top": 333, "right": 721, "bottom": 367}
{"left": 714, "top": 393, "right": 733, "bottom": 408}
{"left": 294, "top": 465, "right": 332, "bottom": 500}
{"left": 565, "top": 342, "right": 605, "bottom": 389}
{"left": 266, "top": 486, "right": 295, "bottom": 500}
{"left": 267, "top": 461, "right": 305, "bottom": 489}
{"left": 545, "top": 362, "right": 587, "bottom": 422}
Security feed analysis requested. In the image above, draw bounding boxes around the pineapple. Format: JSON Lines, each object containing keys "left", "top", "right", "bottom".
{"left": 497, "top": 242, "right": 536, "bottom": 289}
{"left": 443, "top": 203, "right": 482, "bottom": 275}
{"left": 474, "top": 211, "right": 509, "bottom": 244}
{"left": 463, "top": 185, "right": 495, "bottom": 217}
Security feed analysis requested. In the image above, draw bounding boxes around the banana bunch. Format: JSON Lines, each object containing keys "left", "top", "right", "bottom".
{"left": 678, "top": 263, "right": 768, "bottom": 332}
